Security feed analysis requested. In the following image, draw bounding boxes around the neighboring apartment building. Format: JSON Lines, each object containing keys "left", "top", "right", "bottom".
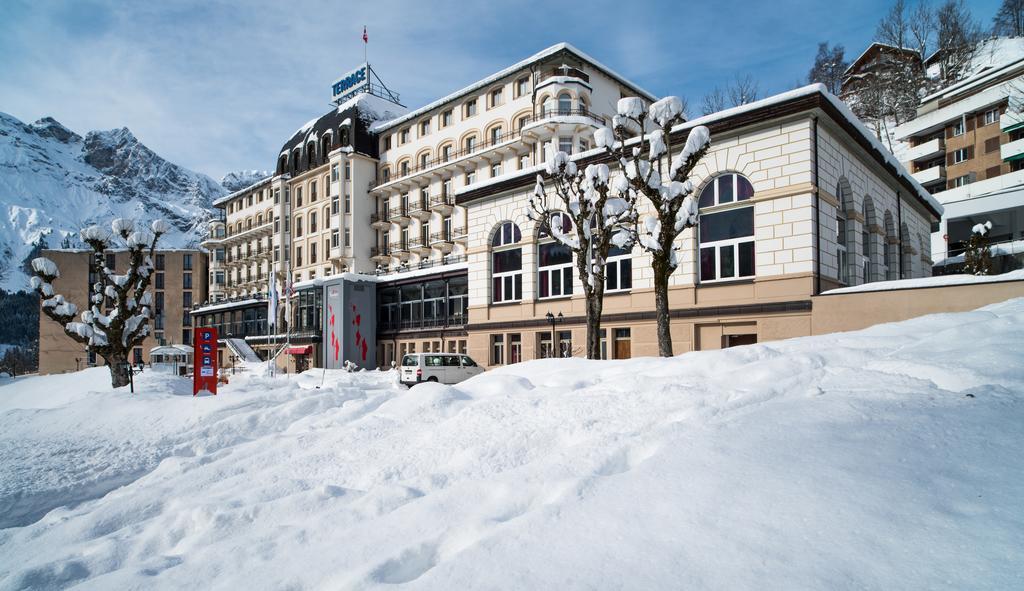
{"left": 38, "top": 249, "right": 207, "bottom": 374}
{"left": 192, "top": 43, "right": 939, "bottom": 371}
{"left": 893, "top": 41, "right": 1024, "bottom": 267}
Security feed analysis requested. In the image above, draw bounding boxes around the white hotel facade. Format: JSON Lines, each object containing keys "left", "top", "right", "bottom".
{"left": 192, "top": 43, "right": 939, "bottom": 369}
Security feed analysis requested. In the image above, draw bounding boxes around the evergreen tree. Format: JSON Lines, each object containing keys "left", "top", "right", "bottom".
{"left": 963, "top": 221, "right": 993, "bottom": 276}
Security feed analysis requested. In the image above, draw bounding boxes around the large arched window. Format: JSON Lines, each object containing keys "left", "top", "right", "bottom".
{"left": 863, "top": 195, "right": 878, "bottom": 282}
{"left": 491, "top": 221, "right": 523, "bottom": 303}
{"left": 697, "top": 173, "right": 755, "bottom": 282}
{"left": 883, "top": 211, "right": 896, "bottom": 280}
{"left": 538, "top": 213, "right": 573, "bottom": 299}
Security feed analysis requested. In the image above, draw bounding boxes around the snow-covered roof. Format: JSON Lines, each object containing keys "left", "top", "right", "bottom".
{"left": 371, "top": 42, "right": 656, "bottom": 133}
{"left": 212, "top": 175, "right": 274, "bottom": 207}
{"left": 291, "top": 261, "right": 469, "bottom": 291}
{"left": 822, "top": 269, "right": 1024, "bottom": 295}
{"left": 843, "top": 42, "right": 921, "bottom": 76}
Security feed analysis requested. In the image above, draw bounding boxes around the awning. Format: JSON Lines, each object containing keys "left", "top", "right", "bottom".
{"left": 285, "top": 345, "right": 312, "bottom": 355}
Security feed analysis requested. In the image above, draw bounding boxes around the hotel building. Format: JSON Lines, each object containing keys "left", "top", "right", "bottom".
{"left": 893, "top": 39, "right": 1024, "bottom": 269}
{"left": 188, "top": 43, "right": 938, "bottom": 370}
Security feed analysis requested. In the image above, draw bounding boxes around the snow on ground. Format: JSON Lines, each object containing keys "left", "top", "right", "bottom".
{"left": 2, "top": 301, "right": 1024, "bottom": 589}
{"left": 823, "top": 269, "right": 1024, "bottom": 294}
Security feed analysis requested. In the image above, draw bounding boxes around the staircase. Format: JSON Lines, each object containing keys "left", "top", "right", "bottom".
{"left": 224, "top": 338, "right": 261, "bottom": 363}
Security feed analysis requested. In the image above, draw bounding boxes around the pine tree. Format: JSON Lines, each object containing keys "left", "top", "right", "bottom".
{"left": 808, "top": 42, "right": 849, "bottom": 95}
{"left": 30, "top": 218, "right": 169, "bottom": 387}
{"left": 963, "top": 221, "right": 993, "bottom": 276}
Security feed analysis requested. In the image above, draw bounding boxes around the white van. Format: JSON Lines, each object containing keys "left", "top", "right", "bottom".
{"left": 400, "top": 353, "right": 484, "bottom": 386}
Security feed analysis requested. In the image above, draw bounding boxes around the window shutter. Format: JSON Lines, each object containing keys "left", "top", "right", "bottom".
{"left": 946, "top": 152, "right": 954, "bottom": 166}
{"left": 985, "top": 165, "right": 1001, "bottom": 179}
{"left": 966, "top": 117, "right": 975, "bottom": 132}
{"left": 986, "top": 137, "right": 1001, "bottom": 153}
{"left": 967, "top": 146, "right": 974, "bottom": 159}
{"left": 945, "top": 126, "right": 953, "bottom": 139}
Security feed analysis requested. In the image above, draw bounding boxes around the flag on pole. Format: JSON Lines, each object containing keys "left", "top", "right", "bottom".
{"left": 363, "top": 26, "right": 368, "bottom": 43}
{"left": 267, "top": 277, "right": 278, "bottom": 328}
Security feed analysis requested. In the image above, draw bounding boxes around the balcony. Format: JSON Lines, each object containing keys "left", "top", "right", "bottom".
{"left": 388, "top": 206, "right": 411, "bottom": 226}
{"left": 429, "top": 231, "right": 454, "bottom": 253}
{"left": 329, "top": 245, "right": 346, "bottom": 260}
{"left": 408, "top": 198, "right": 431, "bottom": 220}
{"left": 537, "top": 66, "right": 590, "bottom": 85}
{"left": 370, "top": 246, "right": 392, "bottom": 263}
{"left": 451, "top": 226, "right": 467, "bottom": 240}
{"left": 1001, "top": 137, "right": 1024, "bottom": 162}
{"left": 389, "top": 241, "right": 411, "bottom": 260}
{"left": 1001, "top": 110, "right": 1024, "bottom": 134}
{"left": 370, "top": 212, "right": 391, "bottom": 229}
{"left": 407, "top": 235, "right": 431, "bottom": 255}
{"left": 429, "top": 193, "right": 456, "bottom": 215}
{"left": 905, "top": 137, "right": 944, "bottom": 163}
{"left": 912, "top": 164, "right": 946, "bottom": 186}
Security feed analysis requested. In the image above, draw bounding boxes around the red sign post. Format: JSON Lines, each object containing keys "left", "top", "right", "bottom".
{"left": 193, "top": 327, "right": 219, "bottom": 396}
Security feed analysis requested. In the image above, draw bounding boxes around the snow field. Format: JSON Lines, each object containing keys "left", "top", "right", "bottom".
{"left": 1, "top": 300, "right": 1024, "bottom": 589}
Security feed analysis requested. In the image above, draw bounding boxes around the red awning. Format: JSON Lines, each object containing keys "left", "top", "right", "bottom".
{"left": 285, "top": 345, "right": 312, "bottom": 355}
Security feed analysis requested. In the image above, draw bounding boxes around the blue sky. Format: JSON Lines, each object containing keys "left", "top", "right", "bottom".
{"left": 0, "top": 0, "right": 1003, "bottom": 181}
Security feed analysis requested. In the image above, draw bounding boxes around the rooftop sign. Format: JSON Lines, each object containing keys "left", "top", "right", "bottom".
{"left": 331, "top": 64, "right": 369, "bottom": 104}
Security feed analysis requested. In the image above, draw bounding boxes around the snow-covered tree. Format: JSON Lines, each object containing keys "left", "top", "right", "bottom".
{"left": 528, "top": 144, "right": 638, "bottom": 359}
{"left": 808, "top": 43, "right": 850, "bottom": 95}
{"left": 603, "top": 97, "right": 711, "bottom": 356}
{"left": 993, "top": 0, "right": 1024, "bottom": 36}
{"left": 31, "top": 218, "right": 169, "bottom": 388}
{"left": 963, "top": 221, "right": 993, "bottom": 276}
{"left": 935, "top": 0, "right": 982, "bottom": 86}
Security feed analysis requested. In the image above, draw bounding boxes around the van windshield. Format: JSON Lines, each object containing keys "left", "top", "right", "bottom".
{"left": 401, "top": 355, "right": 418, "bottom": 367}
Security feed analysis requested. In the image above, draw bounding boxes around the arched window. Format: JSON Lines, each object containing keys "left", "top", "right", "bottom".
{"left": 863, "top": 195, "right": 878, "bottom": 283}
{"left": 883, "top": 211, "right": 896, "bottom": 280}
{"left": 558, "top": 93, "right": 572, "bottom": 116}
{"left": 464, "top": 135, "right": 477, "bottom": 153}
{"left": 578, "top": 95, "right": 590, "bottom": 115}
{"left": 837, "top": 185, "right": 849, "bottom": 284}
{"left": 900, "top": 222, "right": 912, "bottom": 278}
{"left": 538, "top": 213, "right": 573, "bottom": 299}
{"left": 697, "top": 173, "right": 755, "bottom": 282}
{"left": 491, "top": 221, "right": 523, "bottom": 303}
{"left": 399, "top": 160, "right": 410, "bottom": 177}
{"left": 295, "top": 215, "right": 304, "bottom": 237}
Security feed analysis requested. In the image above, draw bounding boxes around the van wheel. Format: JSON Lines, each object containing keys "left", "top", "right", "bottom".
{"left": 427, "top": 376, "right": 438, "bottom": 382}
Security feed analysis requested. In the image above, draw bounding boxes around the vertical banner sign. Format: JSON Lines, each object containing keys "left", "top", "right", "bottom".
{"left": 193, "top": 327, "right": 219, "bottom": 396}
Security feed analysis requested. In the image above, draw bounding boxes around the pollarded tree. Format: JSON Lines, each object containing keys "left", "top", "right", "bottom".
{"left": 31, "top": 218, "right": 169, "bottom": 388}
{"left": 528, "top": 148, "right": 638, "bottom": 359}
{"left": 598, "top": 97, "right": 711, "bottom": 356}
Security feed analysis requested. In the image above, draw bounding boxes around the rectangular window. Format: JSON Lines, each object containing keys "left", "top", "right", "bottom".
{"left": 516, "top": 77, "right": 529, "bottom": 97}
{"left": 345, "top": 228, "right": 351, "bottom": 246}
{"left": 296, "top": 187, "right": 303, "bottom": 207}
{"left": 442, "top": 110, "right": 453, "bottom": 127}
{"left": 559, "top": 137, "right": 572, "bottom": 154}
{"left": 182, "top": 254, "right": 192, "bottom": 270}
{"left": 491, "top": 162, "right": 501, "bottom": 177}
{"left": 155, "top": 272, "right": 164, "bottom": 289}
{"left": 951, "top": 119, "right": 965, "bottom": 136}
{"left": 952, "top": 174, "right": 973, "bottom": 188}
{"left": 155, "top": 254, "right": 165, "bottom": 270}
{"left": 345, "top": 162, "right": 351, "bottom": 180}
{"left": 699, "top": 207, "right": 755, "bottom": 282}
{"left": 491, "top": 334, "right": 504, "bottom": 365}
{"left": 295, "top": 246, "right": 302, "bottom": 266}
{"left": 492, "top": 248, "right": 523, "bottom": 303}
{"left": 490, "top": 88, "right": 503, "bottom": 107}
{"left": 345, "top": 192, "right": 351, "bottom": 213}
{"left": 331, "top": 163, "right": 339, "bottom": 182}
{"left": 952, "top": 148, "right": 970, "bottom": 164}
{"left": 331, "top": 229, "right": 339, "bottom": 248}
{"left": 420, "top": 120, "right": 430, "bottom": 136}
{"left": 606, "top": 247, "right": 633, "bottom": 292}
{"left": 509, "top": 333, "right": 521, "bottom": 363}
{"left": 310, "top": 212, "right": 317, "bottom": 233}
{"left": 134, "top": 347, "right": 143, "bottom": 364}
{"left": 984, "top": 108, "right": 999, "bottom": 125}
{"left": 274, "top": 188, "right": 280, "bottom": 204}
{"left": 331, "top": 195, "right": 339, "bottom": 216}
{"left": 465, "top": 100, "right": 477, "bottom": 118}
{"left": 538, "top": 241, "right": 573, "bottom": 298}
{"left": 182, "top": 329, "right": 191, "bottom": 345}
{"left": 311, "top": 242, "right": 317, "bottom": 264}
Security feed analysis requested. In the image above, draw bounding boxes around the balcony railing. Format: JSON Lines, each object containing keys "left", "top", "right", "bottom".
{"left": 389, "top": 241, "right": 408, "bottom": 253}
{"left": 452, "top": 226, "right": 467, "bottom": 238}
{"left": 372, "top": 109, "right": 607, "bottom": 189}
{"left": 409, "top": 199, "right": 428, "bottom": 214}
{"left": 429, "top": 194, "right": 455, "bottom": 208}
{"left": 538, "top": 67, "right": 590, "bottom": 83}
{"left": 429, "top": 231, "right": 451, "bottom": 244}
{"left": 379, "top": 312, "right": 469, "bottom": 333}
{"left": 387, "top": 206, "right": 409, "bottom": 221}
{"left": 374, "top": 254, "right": 467, "bottom": 276}
{"left": 370, "top": 246, "right": 390, "bottom": 258}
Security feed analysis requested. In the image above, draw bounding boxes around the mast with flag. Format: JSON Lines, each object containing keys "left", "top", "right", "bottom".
{"left": 363, "top": 25, "right": 368, "bottom": 63}
{"left": 267, "top": 274, "right": 278, "bottom": 376}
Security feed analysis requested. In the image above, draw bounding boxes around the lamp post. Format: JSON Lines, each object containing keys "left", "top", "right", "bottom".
{"left": 545, "top": 311, "right": 564, "bottom": 359}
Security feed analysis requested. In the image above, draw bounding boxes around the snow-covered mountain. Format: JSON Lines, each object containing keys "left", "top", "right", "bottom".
{"left": 0, "top": 112, "right": 227, "bottom": 291}
{"left": 220, "top": 169, "right": 272, "bottom": 192}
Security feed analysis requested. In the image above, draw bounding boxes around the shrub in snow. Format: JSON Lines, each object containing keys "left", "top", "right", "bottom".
{"left": 31, "top": 217, "right": 169, "bottom": 388}
{"left": 964, "top": 221, "right": 993, "bottom": 276}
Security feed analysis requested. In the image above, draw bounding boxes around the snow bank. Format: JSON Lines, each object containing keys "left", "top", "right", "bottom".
{"left": 822, "top": 269, "right": 1024, "bottom": 295}
{"left": 1, "top": 300, "right": 1023, "bottom": 589}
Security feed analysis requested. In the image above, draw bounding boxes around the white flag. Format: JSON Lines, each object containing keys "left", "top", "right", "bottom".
{"left": 268, "top": 278, "right": 278, "bottom": 328}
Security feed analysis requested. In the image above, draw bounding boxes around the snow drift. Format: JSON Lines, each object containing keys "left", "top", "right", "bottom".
{"left": 1, "top": 300, "right": 1023, "bottom": 589}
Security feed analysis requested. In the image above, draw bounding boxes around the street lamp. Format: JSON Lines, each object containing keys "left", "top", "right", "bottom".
{"left": 545, "top": 311, "right": 564, "bottom": 358}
